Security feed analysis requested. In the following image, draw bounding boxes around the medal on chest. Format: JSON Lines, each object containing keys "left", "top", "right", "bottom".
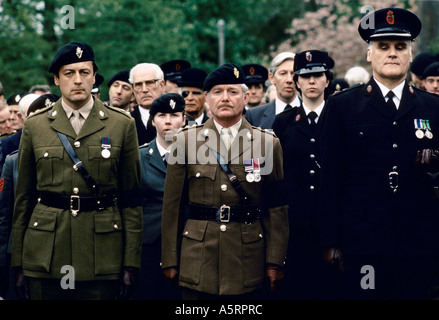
{"left": 101, "top": 137, "right": 111, "bottom": 158}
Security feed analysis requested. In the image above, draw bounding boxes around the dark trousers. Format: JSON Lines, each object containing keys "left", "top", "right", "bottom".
{"left": 276, "top": 230, "right": 343, "bottom": 300}
{"left": 342, "top": 254, "right": 439, "bottom": 300}
{"left": 182, "top": 288, "right": 264, "bottom": 300}
{"left": 132, "top": 239, "right": 182, "bottom": 300}
{"left": 28, "top": 278, "right": 119, "bottom": 300}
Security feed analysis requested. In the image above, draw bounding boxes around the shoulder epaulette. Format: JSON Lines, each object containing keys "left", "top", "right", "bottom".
{"left": 104, "top": 103, "right": 132, "bottom": 118}
{"left": 411, "top": 85, "right": 439, "bottom": 98}
{"left": 177, "top": 122, "right": 202, "bottom": 133}
{"left": 252, "top": 126, "right": 277, "bottom": 137}
{"left": 331, "top": 82, "right": 364, "bottom": 96}
{"left": 27, "top": 104, "right": 53, "bottom": 118}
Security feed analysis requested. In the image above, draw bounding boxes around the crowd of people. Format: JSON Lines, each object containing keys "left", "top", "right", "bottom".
{"left": 1, "top": 6, "right": 439, "bottom": 301}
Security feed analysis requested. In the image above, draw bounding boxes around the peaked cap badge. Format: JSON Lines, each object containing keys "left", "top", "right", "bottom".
{"left": 306, "top": 51, "right": 312, "bottom": 62}
{"left": 386, "top": 10, "right": 395, "bottom": 25}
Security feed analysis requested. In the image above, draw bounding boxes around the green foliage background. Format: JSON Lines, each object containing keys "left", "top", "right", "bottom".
{"left": 0, "top": 0, "right": 302, "bottom": 99}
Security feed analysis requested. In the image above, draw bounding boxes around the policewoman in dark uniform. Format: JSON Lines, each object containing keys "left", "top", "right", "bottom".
{"left": 272, "top": 50, "right": 340, "bottom": 299}
{"left": 12, "top": 41, "right": 142, "bottom": 300}
{"left": 318, "top": 8, "right": 439, "bottom": 299}
{"left": 161, "top": 63, "right": 289, "bottom": 299}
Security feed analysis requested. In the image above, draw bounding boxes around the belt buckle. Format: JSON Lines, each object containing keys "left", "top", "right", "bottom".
{"left": 389, "top": 171, "right": 399, "bottom": 190}
{"left": 70, "top": 195, "right": 80, "bottom": 215}
{"left": 219, "top": 205, "right": 231, "bottom": 223}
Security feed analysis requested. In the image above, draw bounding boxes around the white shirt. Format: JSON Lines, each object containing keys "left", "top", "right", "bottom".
{"left": 303, "top": 101, "right": 325, "bottom": 124}
{"left": 275, "top": 95, "right": 301, "bottom": 115}
{"left": 375, "top": 78, "right": 405, "bottom": 109}
{"left": 138, "top": 106, "right": 150, "bottom": 128}
{"left": 156, "top": 139, "right": 170, "bottom": 160}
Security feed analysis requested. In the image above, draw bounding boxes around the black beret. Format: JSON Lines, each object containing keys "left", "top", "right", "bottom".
{"left": 160, "top": 59, "right": 191, "bottom": 82}
{"left": 358, "top": 8, "right": 421, "bottom": 42}
{"left": 203, "top": 63, "right": 245, "bottom": 92}
{"left": 107, "top": 69, "right": 130, "bottom": 87}
{"left": 48, "top": 41, "right": 98, "bottom": 74}
{"left": 411, "top": 52, "right": 437, "bottom": 76}
{"left": 6, "top": 92, "right": 28, "bottom": 105}
{"left": 294, "top": 50, "right": 331, "bottom": 75}
{"left": 92, "top": 73, "right": 104, "bottom": 93}
{"left": 242, "top": 64, "right": 268, "bottom": 85}
{"left": 27, "top": 93, "right": 60, "bottom": 116}
{"left": 177, "top": 68, "right": 208, "bottom": 89}
{"left": 423, "top": 62, "right": 439, "bottom": 78}
{"left": 149, "top": 93, "right": 185, "bottom": 118}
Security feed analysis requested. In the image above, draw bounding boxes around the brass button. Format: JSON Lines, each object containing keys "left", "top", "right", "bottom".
{"left": 113, "top": 224, "right": 119, "bottom": 230}
{"left": 73, "top": 187, "right": 79, "bottom": 194}
{"left": 220, "top": 225, "right": 227, "bottom": 232}
{"left": 33, "top": 221, "right": 38, "bottom": 227}
{"left": 221, "top": 184, "right": 227, "bottom": 191}
{"left": 44, "top": 152, "right": 49, "bottom": 157}
{"left": 196, "top": 172, "right": 201, "bottom": 178}
{"left": 71, "top": 211, "right": 78, "bottom": 217}
{"left": 74, "top": 141, "right": 81, "bottom": 148}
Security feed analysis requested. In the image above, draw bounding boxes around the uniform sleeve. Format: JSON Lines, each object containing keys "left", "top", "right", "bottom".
{"left": 0, "top": 156, "right": 14, "bottom": 267}
{"left": 118, "top": 118, "right": 143, "bottom": 268}
{"left": 11, "top": 122, "right": 38, "bottom": 268}
{"left": 261, "top": 136, "right": 289, "bottom": 266}
{"left": 316, "top": 96, "right": 344, "bottom": 248}
{"left": 161, "top": 132, "right": 187, "bottom": 269}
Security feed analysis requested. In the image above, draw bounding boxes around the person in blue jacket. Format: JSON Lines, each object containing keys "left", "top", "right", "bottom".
{"left": 133, "top": 93, "right": 186, "bottom": 299}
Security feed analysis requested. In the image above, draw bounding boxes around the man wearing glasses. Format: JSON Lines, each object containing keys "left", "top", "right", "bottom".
{"left": 177, "top": 68, "right": 209, "bottom": 125}
{"left": 129, "top": 63, "right": 165, "bottom": 145}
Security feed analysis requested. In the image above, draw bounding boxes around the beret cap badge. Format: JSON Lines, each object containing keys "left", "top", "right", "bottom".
{"left": 76, "top": 47, "right": 83, "bottom": 59}
{"left": 170, "top": 99, "right": 176, "bottom": 109}
{"left": 234, "top": 67, "right": 239, "bottom": 79}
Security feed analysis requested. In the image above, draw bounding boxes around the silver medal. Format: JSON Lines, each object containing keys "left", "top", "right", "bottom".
{"left": 425, "top": 130, "right": 433, "bottom": 139}
{"left": 101, "top": 148, "right": 111, "bottom": 158}
{"left": 415, "top": 129, "right": 424, "bottom": 139}
{"left": 246, "top": 172, "right": 255, "bottom": 183}
{"left": 254, "top": 172, "right": 261, "bottom": 182}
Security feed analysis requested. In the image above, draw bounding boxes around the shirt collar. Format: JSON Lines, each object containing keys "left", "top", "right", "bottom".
{"left": 374, "top": 78, "right": 405, "bottom": 102}
{"left": 275, "top": 95, "right": 301, "bottom": 115}
{"left": 213, "top": 118, "right": 242, "bottom": 140}
{"left": 155, "top": 139, "right": 170, "bottom": 158}
{"left": 302, "top": 101, "right": 325, "bottom": 117}
{"left": 62, "top": 96, "right": 94, "bottom": 119}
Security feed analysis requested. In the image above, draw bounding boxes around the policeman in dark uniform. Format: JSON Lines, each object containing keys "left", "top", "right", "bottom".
{"left": 272, "top": 50, "right": 340, "bottom": 299}
{"left": 160, "top": 59, "right": 191, "bottom": 94}
{"left": 242, "top": 64, "right": 269, "bottom": 109}
{"left": 12, "top": 41, "right": 142, "bottom": 300}
{"left": 319, "top": 8, "right": 439, "bottom": 299}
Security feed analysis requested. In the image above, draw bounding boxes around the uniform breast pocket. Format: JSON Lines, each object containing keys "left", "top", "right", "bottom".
{"left": 35, "top": 146, "right": 65, "bottom": 187}
{"left": 187, "top": 165, "right": 217, "bottom": 205}
{"left": 88, "top": 145, "right": 121, "bottom": 186}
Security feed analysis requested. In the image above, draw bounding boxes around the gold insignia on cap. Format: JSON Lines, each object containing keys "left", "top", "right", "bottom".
{"left": 170, "top": 99, "right": 176, "bottom": 109}
{"left": 76, "top": 47, "right": 83, "bottom": 59}
{"left": 234, "top": 67, "right": 239, "bottom": 79}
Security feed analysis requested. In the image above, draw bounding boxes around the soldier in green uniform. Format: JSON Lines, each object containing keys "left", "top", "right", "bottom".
{"left": 11, "top": 41, "right": 142, "bottom": 300}
{"left": 161, "top": 63, "right": 289, "bottom": 299}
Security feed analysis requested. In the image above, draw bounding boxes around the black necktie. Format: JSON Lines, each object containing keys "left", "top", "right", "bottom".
{"left": 386, "top": 91, "right": 397, "bottom": 110}
{"left": 284, "top": 104, "right": 292, "bottom": 111}
{"left": 308, "top": 111, "right": 318, "bottom": 133}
